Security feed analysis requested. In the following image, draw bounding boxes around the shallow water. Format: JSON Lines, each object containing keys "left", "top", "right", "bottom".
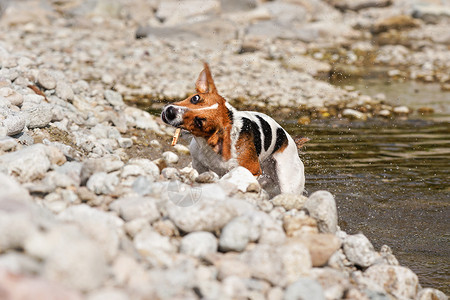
{"left": 284, "top": 119, "right": 449, "bottom": 293}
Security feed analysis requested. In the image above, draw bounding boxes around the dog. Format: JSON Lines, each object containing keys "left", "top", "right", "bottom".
{"left": 161, "top": 63, "right": 305, "bottom": 196}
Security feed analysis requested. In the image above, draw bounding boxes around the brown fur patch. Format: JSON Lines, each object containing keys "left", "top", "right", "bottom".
{"left": 235, "top": 132, "right": 262, "bottom": 176}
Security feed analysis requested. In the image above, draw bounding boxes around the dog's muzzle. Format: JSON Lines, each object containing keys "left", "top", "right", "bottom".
{"left": 161, "top": 105, "right": 184, "bottom": 127}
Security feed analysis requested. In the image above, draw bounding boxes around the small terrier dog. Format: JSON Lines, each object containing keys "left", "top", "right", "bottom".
{"left": 161, "top": 63, "right": 305, "bottom": 195}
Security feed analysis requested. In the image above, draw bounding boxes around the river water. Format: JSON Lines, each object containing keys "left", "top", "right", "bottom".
{"left": 284, "top": 80, "right": 449, "bottom": 293}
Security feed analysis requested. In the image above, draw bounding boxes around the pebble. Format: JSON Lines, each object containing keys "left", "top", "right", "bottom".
{"left": 343, "top": 233, "right": 380, "bottom": 267}
{"left": 304, "top": 191, "right": 338, "bottom": 234}
{"left": 0, "top": 144, "right": 55, "bottom": 182}
{"left": 180, "top": 231, "right": 218, "bottom": 258}
{"left": 393, "top": 106, "right": 410, "bottom": 114}
{"left": 56, "top": 81, "right": 74, "bottom": 101}
{"left": 162, "top": 151, "right": 179, "bottom": 164}
{"left": 416, "top": 288, "right": 448, "bottom": 300}
{"left": 219, "top": 216, "right": 252, "bottom": 252}
{"left": 342, "top": 108, "right": 367, "bottom": 120}
{"left": 271, "top": 193, "right": 308, "bottom": 210}
{"left": 104, "top": 90, "right": 124, "bottom": 108}
{"left": 23, "top": 103, "right": 53, "bottom": 128}
{"left": 173, "top": 143, "right": 190, "bottom": 155}
{"left": 284, "top": 278, "right": 326, "bottom": 300}
{"left": 86, "top": 172, "right": 119, "bottom": 195}
{"left": 117, "top": 137, "right": 132, "bottom": 148}
{"left": 110, "top": 196, "right": 160, "bottom": 222}
{"left": 298, "top": 233, "right": 341, "bottom": 267}
{"left": 219, "top": 166, "right": 260, "bottom": 193}
{"left": 0, "top": 87, "right": 23, "bottom": 106}
{"left": 37, "top": 70, "right": 57, "bottom": 90}
{"left": 1, "top": 114, "right": 26, "bottom": 136}
{"left": 196, "top": 171, "right": 219, "bottom": 183}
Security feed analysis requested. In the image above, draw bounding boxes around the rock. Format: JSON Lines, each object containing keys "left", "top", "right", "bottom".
{"left": 0, "top": 252, "right": 41, "bottom": 275}
{"left": 272, "top": 194, "right": 308, "bottom": 211}
{"left": 58, "top": 204, "right": 124, "bottom": 260}
{"left": 311, "top": 268, "right": 350, "bottom": 300}
{"left": 131, "top": 176, "right": 153, "bottom": 196}
{"left": 364, "top": 265, "right": 419, "bottom": 299}
{"left": 109, "top": 196, "right": 160, "bottom": 222}
{"left": 0, "top": 144, "right": 56, "bottom": 182}
{"left": 0, "top": 87, "right": 23, "bottom": 106}
{"left": 372, "top": 15, "right": 421, "bottom": 34}
{"left": 304, "top": 191, "right": 338, "bottom": 234}
{"left": 342, "top": 108, "right": 367, "bottom": 120}
{"left": 196, "top": 171, "right": 219, "bottom": 183}
{"left": 128, "top": 158, "right": 160, "bottom": 178}
{"left": 180, "top": 231, "right": 218, "bottom": 258}
{"left": 0, "top": 270, "right": 83, "bottom": 300}
{"left": 280, "top": 240, "right": 312, "bottom": 284}
{"left": 1, "top": 114, "right": 26, "bottom": 136}
{"left": 161, "top": 167, "right": 180, "bottom": 180}
{"left": 219, "top": 216, "right": 253, "bottom": 252}
{"left": 104, "top": 90, "right": 124, "bottom": 108}
{"left": 23, "top": 103, "right": 53, "bottom": 128}
{"left": 166, "top": 184, "right": 253, "bottom": 232}
{"left": 0, "top": 136, "right": 18, "bottom": 151}
{"left": 412, "top": 5, "right": 450, "bottom": 24}
{"left": 284, "top": 278, "right": 326, "bottom": 300}
{"left": 162, "top": 151, "right": 179, "bottom": 164}
{"left": 173, "top": 143, "right": 190, "bottom": 155}
{"left": 283, "top": 56, "right": 331, "bottom": 77}
{"left": 133, "top": 228, "right": 177, "bottom": 267}
{"left": 262, "top": 2, "right": 308, "bottom": 25}
{"left": 220, "top": 0, "right": 257, "bottom": 12}
{"left": 56, "top": 81, "right": 74, "bottom": 101}
{"left": 219, "top": 166, "right": 260, "bottom": 193}
{"left": 25, "top": 225, "right": 109, "bottom": 292}
{"left": 297, "top": 233, "right": 341, "bottom": 267}
{"left": 87, "top": 288, "right": 128, "bottom": 300}
{"left": 343, "top": 233, "right": 380, "bottom": 267}
{"left": 329, "top": 0, "right": 392, "bottom": 11}
{"left": 155, "top": 0, "right": 220, "bottom": 25}
{"left": 118, "top": 137, "right": 132, "bottom": 148}
{"left": 416, "top": 288, "right": 448, "bottom": 300}
{"left": 86, "top": 172, "right": 119, "bottom": 195}
{"left": 393, "top": 106, "right": 410, "bottom": 114}
{"left": 243, "top": 244, "right": 285, "bottom": 286}
{"left": 37, "top": 70, "right": 57, "bottom": 90}
{"left": 283, "top": 213, "right": 318, "bottom": 237}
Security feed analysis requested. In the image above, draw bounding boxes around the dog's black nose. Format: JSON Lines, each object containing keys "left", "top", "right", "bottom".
{"left": 165, "top": 106, "right": 176, "bottom": 121}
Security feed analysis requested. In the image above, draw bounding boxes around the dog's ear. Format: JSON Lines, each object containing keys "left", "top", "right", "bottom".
{"left": 195, "top": 63, "right": 217, "bottom": 94}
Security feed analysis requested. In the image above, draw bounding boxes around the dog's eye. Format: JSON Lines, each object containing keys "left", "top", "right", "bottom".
{"left": 190, "top": 95, "right": 200, "bottom": 104}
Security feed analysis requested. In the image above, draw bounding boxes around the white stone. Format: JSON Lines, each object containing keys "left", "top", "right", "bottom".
{"left": 180, "top": 231, "right": 218, "bottom": 258}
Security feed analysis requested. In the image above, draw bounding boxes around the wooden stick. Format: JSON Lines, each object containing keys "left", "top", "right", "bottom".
{"left": 171, "top": 128, "right": 181, "bottom": 146}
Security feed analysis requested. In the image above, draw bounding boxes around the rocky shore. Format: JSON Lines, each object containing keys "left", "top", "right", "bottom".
{"left": 0, "top": 0, "right": 448, "bottom": 299}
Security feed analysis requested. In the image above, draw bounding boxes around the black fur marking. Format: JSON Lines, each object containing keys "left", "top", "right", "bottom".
{"left": 272, "top": 128, "right": 288, "bottom": 154}
{"left": 256, "top": 115, "right": 272, "bottom": 152}
{"left": 241, "top": 117, "right": 262, "bottom": 156}
{"left": 227, "top": 108, "right": 234, "bottom": 125}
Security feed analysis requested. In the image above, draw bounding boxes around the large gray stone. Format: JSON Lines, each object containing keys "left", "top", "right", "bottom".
{"left": 1, "top": 114, "right": 25, "bottom": 136}
{"left": 24, "top": 224, "right": 109, "bottom": 292}
{"left": 304, "top": 191, "right": 338, "bottom": 234}
{"left": 343, "top": 233, "right": 380, "bottom": 268}
{"left": 166, "top": 184, "right": 254, "bottom": 232}
{"left": 364, "top": 265, "right": 419, "bottom": 299}
{"left": 0, "top": 144, "right": 55, "bottom": 182}
{"left": 23, "top": 103, "right": 53, "bottom": 128}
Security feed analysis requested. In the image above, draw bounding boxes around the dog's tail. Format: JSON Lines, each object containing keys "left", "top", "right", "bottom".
{"left": 294, "top": 137, "right": 310, "bottom": 149}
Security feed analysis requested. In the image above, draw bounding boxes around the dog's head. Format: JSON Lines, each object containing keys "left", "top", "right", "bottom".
{"left": 161, "top": 63, "right": 230, "bottom": 139}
